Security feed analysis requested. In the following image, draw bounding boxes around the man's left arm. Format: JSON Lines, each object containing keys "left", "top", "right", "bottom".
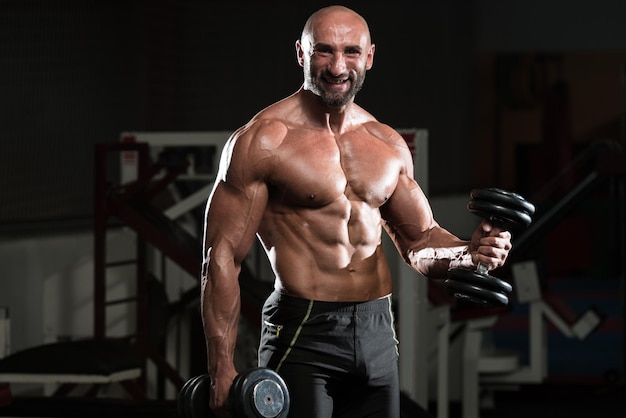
{"left": 379, "top": 142, "right": 511, "bottom": 279}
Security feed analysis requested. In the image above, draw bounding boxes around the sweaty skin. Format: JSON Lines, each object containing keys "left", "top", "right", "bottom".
{"left": 201, "top": 6, "right": 511, "bottom": 417}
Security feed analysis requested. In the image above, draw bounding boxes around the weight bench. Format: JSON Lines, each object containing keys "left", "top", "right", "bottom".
{"left": 460, "top": 260, "right": 604, "bottom": 418}
{"left": 0, "top": 338, "right": 143, "bottom": 399}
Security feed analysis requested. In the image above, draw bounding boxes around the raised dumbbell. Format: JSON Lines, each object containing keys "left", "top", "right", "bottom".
{"left": 445, "top": 188, "right": 535, "bottom": 306}
{"left": 177, "top": 367, "right": 290, "bottom": 418}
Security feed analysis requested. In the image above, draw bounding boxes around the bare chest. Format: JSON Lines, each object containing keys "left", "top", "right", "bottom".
{"left": 267, "top": 130, "right": 402, "bottom": 208}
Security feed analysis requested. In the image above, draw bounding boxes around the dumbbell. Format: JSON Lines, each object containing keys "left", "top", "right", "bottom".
{"left": 445, "top": 188, "right": 535, "bottom": 306}
{"left": 177, "top": 367, "right": 290, "bottom": 418}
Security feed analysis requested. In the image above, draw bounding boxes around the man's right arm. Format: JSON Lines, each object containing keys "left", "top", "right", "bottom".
{"left": 201, "top": 128, "right": 270, "bottom": 417}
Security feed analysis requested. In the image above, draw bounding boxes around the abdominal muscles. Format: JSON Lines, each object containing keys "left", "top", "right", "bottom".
{"left": 258, "top": 195, "right": 391, "bottom": 301}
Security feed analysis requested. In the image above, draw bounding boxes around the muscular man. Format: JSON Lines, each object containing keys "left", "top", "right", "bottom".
{"left": 201, "top": 5, "right": 511, "bottom": 418}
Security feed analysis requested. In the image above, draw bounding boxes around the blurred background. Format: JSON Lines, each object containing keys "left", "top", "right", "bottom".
{"left": 0, "top": 0, "right": 624, "bottom": 417}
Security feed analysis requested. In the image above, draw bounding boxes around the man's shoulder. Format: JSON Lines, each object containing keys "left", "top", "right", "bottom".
{"left": 235, "top": 95, "right": 307, "bottom": 143}
{"left": 244, "top": 94, "right": 297, "bottom": 128}
{"left": 350, "top": 105, "right": 401, "bottom": 141}
{"left": 233, "top": 116, "right": 287, "bottom": 148}
{"left": 221, "top": 115, "right": 288, "bottom": 178}
{"left": 360, "top": 119, "right": 405, "bottom": 145}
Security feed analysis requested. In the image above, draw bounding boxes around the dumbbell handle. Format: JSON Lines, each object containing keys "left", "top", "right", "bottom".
{"left": 476, "top": 263, "right": 489, "bottom": 275}
{"left": 475, "top": 213, "right": 512, "bottom": 275}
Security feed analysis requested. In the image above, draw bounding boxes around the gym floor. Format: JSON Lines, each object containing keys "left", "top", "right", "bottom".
{"left": 442, "top": 383, "right": 626, "bottom": 418}
{"left": 1, "top": 383, "right": 624, "bottom": 418}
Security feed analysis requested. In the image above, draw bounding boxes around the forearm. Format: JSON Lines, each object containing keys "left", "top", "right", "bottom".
{"left": 407, "top": 244, "right": 474, "bottom": 279}
{"left": 403, "top": 226, "right": 476, "bottom": 279}
{"left": 201, "top": 260, "right": 241, "bottom": 379}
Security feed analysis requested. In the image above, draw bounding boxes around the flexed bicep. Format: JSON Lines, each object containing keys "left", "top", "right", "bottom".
{"left": 381, "top": 173, "right": 438, "bottom": 256}
{"left": 381, "top": 173, "right": 469, "bottom": 279}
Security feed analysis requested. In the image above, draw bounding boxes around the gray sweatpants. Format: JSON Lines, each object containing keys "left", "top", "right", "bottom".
{"left": 258, "top": 291, "right": 400, "bottom": 418}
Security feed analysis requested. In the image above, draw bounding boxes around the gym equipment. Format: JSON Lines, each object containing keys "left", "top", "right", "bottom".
{"left": 178, "top": 367, "right": 290, "bottom": 418}
{"left": 445, "top": 188, "right": 535, "bottom": 306}
{"left": 0, "top": 339, "right": 142, "bottom": 396}
{"left": 230, "top": 368, "right": 289, "bottom": 418}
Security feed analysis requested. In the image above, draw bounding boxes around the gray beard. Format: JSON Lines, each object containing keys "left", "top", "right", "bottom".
{"left": 307, "top": 72, "right": 366, "bottom": 108}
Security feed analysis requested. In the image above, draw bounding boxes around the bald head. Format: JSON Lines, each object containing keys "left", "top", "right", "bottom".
{"left": 301, "top": 5, "right": 372, "bottom": 46}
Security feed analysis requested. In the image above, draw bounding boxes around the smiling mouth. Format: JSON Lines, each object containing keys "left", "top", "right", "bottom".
{"left": 322, "top": 76, "right": 350, "bottom": 87}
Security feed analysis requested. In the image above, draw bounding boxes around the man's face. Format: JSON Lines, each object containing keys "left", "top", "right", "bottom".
{"left": 297, "top": 12, "right": 375, "bottom": 108}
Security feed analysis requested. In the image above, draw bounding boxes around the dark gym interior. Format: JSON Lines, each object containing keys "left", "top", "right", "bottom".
{"left": 1, "top": 1, "right": 625, "bottom": 417}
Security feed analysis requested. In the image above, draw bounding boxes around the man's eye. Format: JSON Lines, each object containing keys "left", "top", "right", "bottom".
{"left": 345, "top": 49, "right": 361, "bottom": 56}
{"left": 313, "top": 48, "right": 332, "bottom": 57}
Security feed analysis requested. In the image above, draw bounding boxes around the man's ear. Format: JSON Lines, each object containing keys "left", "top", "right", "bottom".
{"left": 295, "top": 40, "right": 305, "bottom": 68}
{"left": 366, "top": 43, "right": 375, "bottom": 70}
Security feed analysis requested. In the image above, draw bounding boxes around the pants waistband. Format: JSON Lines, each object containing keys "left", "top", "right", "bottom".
{"left": 266, "top": 290, "right": 393, "bottom": 315}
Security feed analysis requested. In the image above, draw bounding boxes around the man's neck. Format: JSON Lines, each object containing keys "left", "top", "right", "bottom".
{"left": 298, "top": 87, "right": 354, "bottom": 135}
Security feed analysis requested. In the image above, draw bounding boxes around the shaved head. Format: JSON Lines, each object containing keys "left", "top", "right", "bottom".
{"left": 301, "top": 5, "right": 372, "bottom": 47}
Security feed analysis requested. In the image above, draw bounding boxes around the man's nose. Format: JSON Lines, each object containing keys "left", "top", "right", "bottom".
{"left": 329, "top": 52, "right": 347, "bottom": 76}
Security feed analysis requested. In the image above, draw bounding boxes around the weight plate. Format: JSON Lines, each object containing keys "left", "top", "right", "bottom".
{"left": 470, "top": 188, "right": 535, "bottom": 216}
{"left": 447, "top": 268, "right": 512, "bottom": 294}
{"left": 445, "top": 279, "right": 509, "bottom": 306}
{"left": 178, "top": 375, "right": 205, "bottom": 418}
{"left": 252, "top": 378, "right": 285, "bottom": 417}
{"left": 468, "top": 200, "right": 533, "bottom": 228}
{"left": 188, "top": 374, "right": 212, "bottom": 418}
{"left": 230, "top": 368, "right": 290, "bottom": 418}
